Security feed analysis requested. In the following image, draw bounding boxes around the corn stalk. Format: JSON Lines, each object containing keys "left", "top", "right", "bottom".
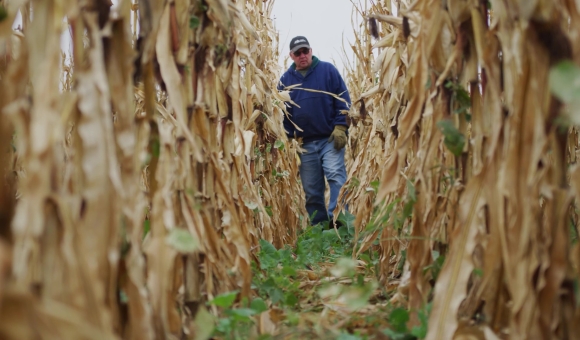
{"left": 0, "top": 0, "right": 305, "bottom": 338}
{"left": 346, "top": 0, "right": 580, "bottom": 338}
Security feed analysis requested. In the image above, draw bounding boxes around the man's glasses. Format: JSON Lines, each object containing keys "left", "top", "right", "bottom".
{"left": 293, "top": 48, "right": 310, "bottom": 57}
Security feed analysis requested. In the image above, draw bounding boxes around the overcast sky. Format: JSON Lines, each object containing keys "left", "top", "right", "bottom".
{"left": 271, "top": 0, "right": 360, "bottom": 75}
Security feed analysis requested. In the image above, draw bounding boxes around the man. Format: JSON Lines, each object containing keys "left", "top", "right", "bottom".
{"left": 278, "top": 36, "right": 351, "bottom": 226}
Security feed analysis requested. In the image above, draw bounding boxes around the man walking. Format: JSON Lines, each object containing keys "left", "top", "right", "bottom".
{"left": 278, "top": 36, "right": 351, "bottom": 226}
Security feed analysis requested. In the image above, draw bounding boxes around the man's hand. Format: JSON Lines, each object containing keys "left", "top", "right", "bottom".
{"left": 328, "top": 125, "right": 348, "bottom": 150}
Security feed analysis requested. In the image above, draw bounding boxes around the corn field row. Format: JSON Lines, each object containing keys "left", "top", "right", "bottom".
{"left": 0, "top": 0, "right": 306, "bottom": 338}
{"left": 343, "top": 0, "right": 580, "bottom": 339}
{"left": 1, "top": 0, "right": 580, "bottom": 339}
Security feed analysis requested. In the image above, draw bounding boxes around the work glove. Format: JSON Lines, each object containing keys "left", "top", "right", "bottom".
{"left": 328, "top": 125, "right": 348, "bottom": 150}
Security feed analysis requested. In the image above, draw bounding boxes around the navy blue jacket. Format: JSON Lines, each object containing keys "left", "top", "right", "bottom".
{"left": 278, "top": 56, "right": 351, "bottom": 142}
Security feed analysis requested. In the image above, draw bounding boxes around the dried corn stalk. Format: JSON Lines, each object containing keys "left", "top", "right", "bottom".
{"left": 0, "top": 0, "right": 305, "bottom": 338}
{"left": 346, "top": 0, "right": 580, "bottom": 338}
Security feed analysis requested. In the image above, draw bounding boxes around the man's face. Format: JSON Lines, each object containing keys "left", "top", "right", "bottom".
{"left": 290, "top": 47, "right": 312, "bottom": 70}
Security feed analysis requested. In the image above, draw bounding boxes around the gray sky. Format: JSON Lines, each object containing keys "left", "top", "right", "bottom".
{"left": 271, "top": 0, "right": 360, "bottom": 75}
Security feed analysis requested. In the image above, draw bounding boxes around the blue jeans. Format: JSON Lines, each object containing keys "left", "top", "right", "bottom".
{"left": 299, "top": 139, "right": 347, "bottom": 225}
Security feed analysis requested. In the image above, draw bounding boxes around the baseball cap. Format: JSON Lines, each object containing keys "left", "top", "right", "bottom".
{"left": 289, "top": 36, "right": 311, "bottom": 53}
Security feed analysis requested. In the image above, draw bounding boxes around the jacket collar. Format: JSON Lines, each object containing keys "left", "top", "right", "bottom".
{"left": 290, "top": 56, "right": 320, "bottom": 74}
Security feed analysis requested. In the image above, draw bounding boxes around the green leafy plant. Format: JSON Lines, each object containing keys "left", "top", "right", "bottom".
{"left": 295, "top": 224, "right": 351, "bottom": 266}
{"left": 254, "top": 239, "right": 301, "bottom": 307}
{"left": 319, "top": 257, "right": 379, "bottom": 311}
{"left": 274, "top": 140, "right": 285, "bottom": 151}
{"left": 423, "top": 250, "right": 445, "bottom": 282}
{"left": 347, "top": 177, "right": 361, "bottom": 189}
{"left": 445, "top": 81, "right": 472, "bottom": 121}
{"left": 382, "top": 303, "right": 431, "bottom": 340}
{"left": 437, "top": 120, "right": 465, "bottom": 156}
{"left": 245, "top": 211, "right": 385, "bottom": 337}
{"left": 209, "top": 291, "right": 270, "bottom": 340}
{"left": 271, "top": 168, "right": 290, "bottom": 178}
{"left": 550, "top": 61, "right": 580, "bottom": 105}
{"left": 166, "top": 228, "right": 199, "bottom": 253}
{"left": 252, "top": 211, "right": 358, "bottom": 308}
{"left": 337, "top": 333, "right": 365, "bottom": 340}
{"left": 189, "top": 15, "right": 201, "bottom": 29}
{"left": 550, "top": 60, "right": 580, "bottom": 125}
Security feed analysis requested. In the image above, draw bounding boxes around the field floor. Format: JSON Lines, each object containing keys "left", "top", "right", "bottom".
{"left": 208, "top": 213, "right": 423, "bottom": 340}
